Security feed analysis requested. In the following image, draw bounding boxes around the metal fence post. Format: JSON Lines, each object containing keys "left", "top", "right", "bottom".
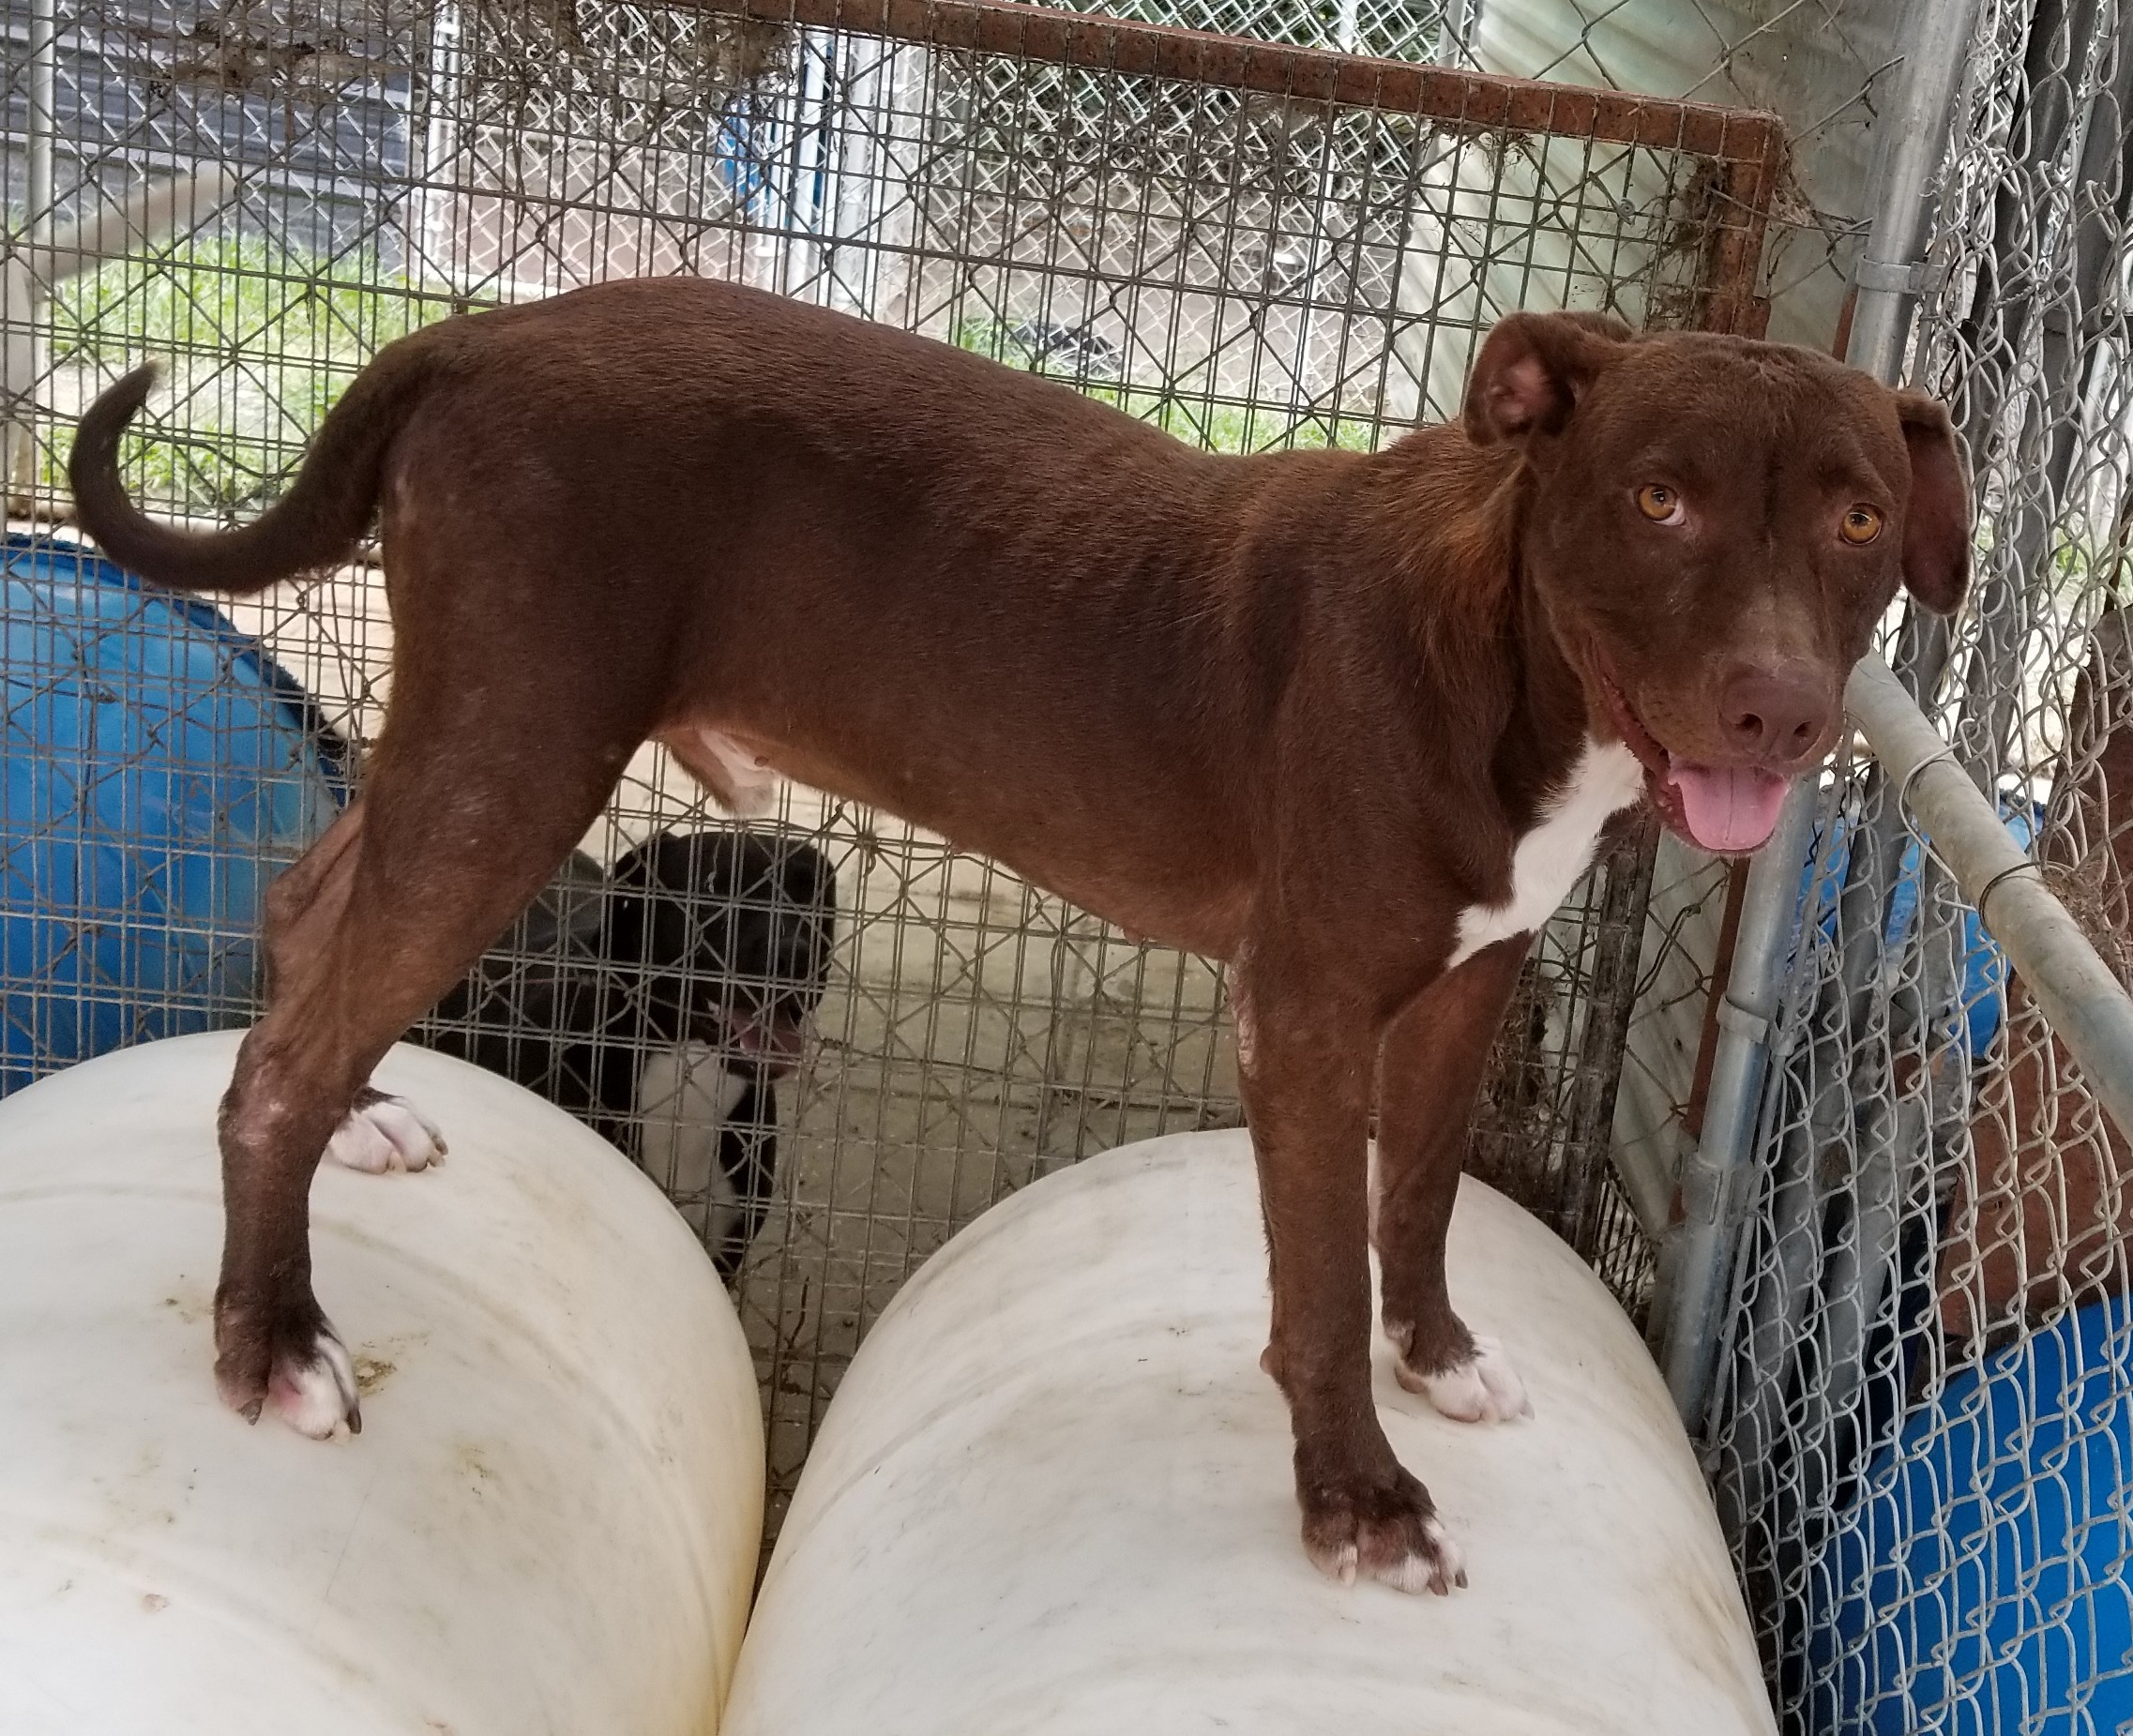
{"left": 1847, "top": 656, "right": 2133, "bottom": 1140}
{"left": 1658, "top": 779, "right": 1818, "bottom": 1422}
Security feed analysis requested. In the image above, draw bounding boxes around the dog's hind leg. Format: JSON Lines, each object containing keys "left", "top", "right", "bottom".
{"left": 1373, "top": 934, "right": 1533, "bottom": 1424}
{"left": 250, "top": 803, "right": 440, "bottom": 1175}
{"left": 213, "top": 660, "right": 648, "bottom": 1437}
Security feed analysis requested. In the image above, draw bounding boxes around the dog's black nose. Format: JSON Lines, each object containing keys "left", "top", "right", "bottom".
{"left": 1719, "top": 667, "right": 1829, "bottom": 764}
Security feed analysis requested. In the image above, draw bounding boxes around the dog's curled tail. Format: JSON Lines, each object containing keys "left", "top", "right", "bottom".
{"left": 68, "top": 330, "right": 446, "bottom": 596}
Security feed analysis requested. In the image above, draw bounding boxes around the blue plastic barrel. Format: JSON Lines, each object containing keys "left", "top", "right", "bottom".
{"left": 1798, "top": 802, "right": 2035, "bottom": 1061}
{"left": 1810, "top": 1293, "right": 2133, "bottom": 1733}
{"left": 1, "top": 534, "right": 343, "bottom": 1094}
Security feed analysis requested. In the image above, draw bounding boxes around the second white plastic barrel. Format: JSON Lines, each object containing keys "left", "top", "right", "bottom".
{"left": 723, "top": 1128, "right": 1775, "bottom": 1735}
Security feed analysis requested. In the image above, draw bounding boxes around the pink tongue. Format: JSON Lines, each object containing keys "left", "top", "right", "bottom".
{"left": 1667, "top": 760, "right": 1790, "bottom": 853}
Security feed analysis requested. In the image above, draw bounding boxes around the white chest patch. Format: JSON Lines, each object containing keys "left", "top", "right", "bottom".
{"left": 1446, "top": 739, "right": 1644, "bottom": 971}
{"left": 635, "top": 1042, "right": 751, "bottom": 1243}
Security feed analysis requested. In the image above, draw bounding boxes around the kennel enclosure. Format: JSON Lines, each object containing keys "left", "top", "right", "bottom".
{"left": 15, "top": 0, "right": 2133, "bottom": 1727}
{"left": 1, "top": 0, "right": 1785, "bottom": 1531}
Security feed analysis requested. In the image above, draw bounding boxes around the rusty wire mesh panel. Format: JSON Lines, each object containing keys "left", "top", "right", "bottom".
{"left": 1701, "top": 0, "right": 2133, "bottom": 1727}
{"left": 2, "top": 0, "right": 1782, "bottom": 1535}
{"left": 1463, "top": 811, "right": 1664, "bottom": 1310}
{"left": 985, "top": 0, "right": 1454, "bottom": 63}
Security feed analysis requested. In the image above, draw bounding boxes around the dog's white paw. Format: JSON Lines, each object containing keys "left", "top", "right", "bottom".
{"left": 1379, "top": 1517, "right": 1467, "bottom": 1595}
{"left": 325, "top": 1090, "right": 446, "bottom": 1174}
{"left": 1301, "top": 1472, "right": 1468, "bottom": 1596}
{"left": 1397, "top": 1334, "right": 1532, "bottom": 1424}
{"left": 265, "top": 1326, "right": 360, "bottom": 1440}
{"left": 1309, "top": 1515, "right": 1467, "bottom": 1596}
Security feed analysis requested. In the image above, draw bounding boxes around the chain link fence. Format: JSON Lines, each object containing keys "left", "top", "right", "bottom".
{"left": 1700, "top": 0, "right": 2133, "bottom": 1728}
{"left": 16, "top": 1, "right": 2133, "bottom": 1724}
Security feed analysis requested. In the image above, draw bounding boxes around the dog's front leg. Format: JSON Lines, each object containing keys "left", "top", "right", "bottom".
{"left": 1238, "top": 963, "right": 1466, "bottom": 1595}
{"left": 1373, "top": 935, "right": 1533, "bottom": 1423}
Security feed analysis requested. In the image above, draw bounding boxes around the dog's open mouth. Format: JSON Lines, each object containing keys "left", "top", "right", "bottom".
{"left": 1596, "top": 664, "right": 1790, "bottom": 856}
{"left": 702, "top": 1004, "right": 811, "bottom": 1077}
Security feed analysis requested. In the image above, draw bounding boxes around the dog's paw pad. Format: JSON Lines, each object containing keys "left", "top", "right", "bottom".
{"left": 326, "top": 1090, "right": 446, "bottom": 1174}
{"left": 265, "top": 1327, "right": 360, "bottom": 1440}
{"left": 1397, "top": 1335, "right": 1532, "bottom": 1424}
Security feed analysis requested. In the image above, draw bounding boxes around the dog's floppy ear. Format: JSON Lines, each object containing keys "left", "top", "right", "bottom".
{"left": 1893, "top": 389, "right": 1973, "bottom": 615}
{"left": 1462, "top": 309, "right": 1634, "bottom": 445}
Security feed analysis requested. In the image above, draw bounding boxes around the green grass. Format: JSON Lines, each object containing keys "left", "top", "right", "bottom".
{"left": 1104, "top": 387, "right": 1384, "bottom": 456}
{"left": 951, "top": 313, "right": 1384, "bottom": 456}
{"left": 50, "top": 234, "right": 440, "bottom": 370}
{"left": 43, "top": 248, "right": 1384, "bottom": 514}
{"left": 45, "top": 236, "right": 454, "bottom": 515}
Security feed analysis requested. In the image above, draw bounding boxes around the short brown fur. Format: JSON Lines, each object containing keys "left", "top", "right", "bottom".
{"left": 68, "top": 278, "right": 1970, "bottom": 1592}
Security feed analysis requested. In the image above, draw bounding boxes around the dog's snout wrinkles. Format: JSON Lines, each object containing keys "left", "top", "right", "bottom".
{"left": 1720, "top": 666, "right": 1828, "bottom": 764}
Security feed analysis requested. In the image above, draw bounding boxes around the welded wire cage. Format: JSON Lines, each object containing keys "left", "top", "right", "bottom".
{"left": 2, "top": 0, "right": 1782, "bottom": 1536}
{"left": 1699, "top": 1, "right": 2133, "bottom": 1728}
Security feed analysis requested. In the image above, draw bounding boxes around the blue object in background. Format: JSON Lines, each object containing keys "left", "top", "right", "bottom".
{"left": 1798, "top": 802, "right": 2037, "bottom": 1061}
{"left": 1808, "top": 1293, "right": 2133, "bottom": 1734}
{"left": 2, "top": 534, "right": 344, "bottom": 1095}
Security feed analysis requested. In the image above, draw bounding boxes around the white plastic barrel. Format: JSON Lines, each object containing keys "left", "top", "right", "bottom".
{"left": 0, "top": 1031, "right": 764, "bottom": 1735}
{"left": 724, "top": 1128, "right": 1776, "bottom": 1735}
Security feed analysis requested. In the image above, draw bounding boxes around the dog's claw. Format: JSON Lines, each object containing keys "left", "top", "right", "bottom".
{"left": 1301, "top": 1468, "right": 1464, "bottom": 1596}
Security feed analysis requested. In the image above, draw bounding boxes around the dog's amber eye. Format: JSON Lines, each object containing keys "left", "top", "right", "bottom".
{"left": 1841, "top": 506, "right": 1883, "bottom": 544}
{"left": 1635, "top": 484, "right": 1683, "bottom": 523}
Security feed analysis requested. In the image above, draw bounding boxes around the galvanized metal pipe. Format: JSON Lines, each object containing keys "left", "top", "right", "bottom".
{"left": 1847, "top": 653, "right": 2133, "bottom": 1142}
{"left": 1845, "top": 0, "right": 1988, "bottom": 382}
{"left": 1656, "top": 777, "right": 1818, "bottom": 1420}
{"left": 31, "top": 167, "right": 239, "bottom": 294}
{"left": 27, "top": 0, "right": 55, "bottom": 245}
{"left": 8, "top": 0, "right": 59, "bottom": 499}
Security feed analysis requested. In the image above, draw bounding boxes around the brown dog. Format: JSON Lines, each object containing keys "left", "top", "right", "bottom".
{"left": 68, "top": 279, "right": 1969, "bottom": 1594}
